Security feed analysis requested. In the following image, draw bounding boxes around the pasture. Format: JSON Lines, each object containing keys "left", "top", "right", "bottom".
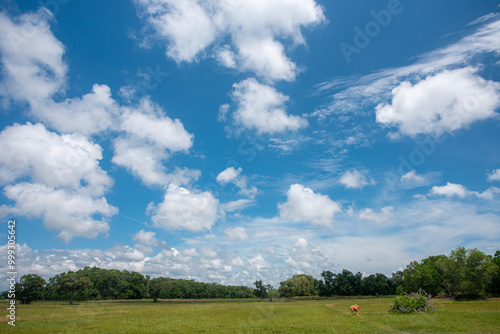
{"left": 1, "top": 297, "right": 500, "bottom": 333}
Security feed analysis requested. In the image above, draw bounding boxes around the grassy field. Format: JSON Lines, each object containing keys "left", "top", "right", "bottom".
{"left": 1, "top": 297, "right": 500, "bottom": 333}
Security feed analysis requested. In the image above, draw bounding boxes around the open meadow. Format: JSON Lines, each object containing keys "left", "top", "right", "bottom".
{"left": 1, "top": 297, "right": 500, "bottom": 333}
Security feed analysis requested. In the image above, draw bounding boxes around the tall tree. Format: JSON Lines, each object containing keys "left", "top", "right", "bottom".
{"left": 318, "top": 270, "right": 335, "bottom": 296}
{"left": 361, "top": 273, "right": 390, "bottom": 296}
{"left": 278, "top": 274, "right": 317, "bottom": 297}
{"left": 253, "top": 280, "right": 270, "bottom": 298}
{"left": 58, "top": 272, "right": 93, "bottom": 304}
{"left": 490, "top": 251, "right": 500, "bottom": 295}
{"left": 18, "top": 274, "right": 46, "bottom": 304}
{"left": 439, "top": 247, "right": 498, "bottom": 298}
{"left": 401, "top": 255, "right": 445, "bottom": 296}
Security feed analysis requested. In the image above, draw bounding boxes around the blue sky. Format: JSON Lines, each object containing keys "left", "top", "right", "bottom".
{"left": 1, "top": 0, "right": 500, "bottom": 290}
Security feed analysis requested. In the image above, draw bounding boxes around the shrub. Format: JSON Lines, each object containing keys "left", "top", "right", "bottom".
{"left": 389, "top": 289, "right": 435, "bottom": 313}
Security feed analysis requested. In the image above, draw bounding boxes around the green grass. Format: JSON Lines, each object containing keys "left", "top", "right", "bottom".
{"left": 1, "top": 297, "right": 500, "bottom": 333}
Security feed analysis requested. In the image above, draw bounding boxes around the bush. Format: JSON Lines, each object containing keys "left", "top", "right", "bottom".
{"left": 389, "top": 289, "right": 435, "bottom": 313}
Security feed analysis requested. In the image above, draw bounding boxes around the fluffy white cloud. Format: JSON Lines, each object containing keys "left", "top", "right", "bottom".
{"left": 235, "top": 35, "right": 297, "bottom": 82}
{"left": 112, "top": 137, "right": 168, "bottom": 185}
{"left": 247, "top": 255, "right": 272, "bottom": 272}
{"left": 0, "top": 122, "right": 112, "bottom": 196}
{"left": 339, "top": 169, "right": 373, "bottom": 189}
{"left": 359, "top": 206, "right": 394, "bottom": 224}
{"left": 375, "top": 68, "right": 500, "bottom": 137}
{"left": 227, "top": 78, "right": 307, "bottom": 134}
{"left": 138, "top": 0, "right": 217, "bottom": 62}
{"left": 216, "top": 167, "right": 241, "bottom": 184}
{"left": 112, "top": 98, "right": 198, "bottom": 187}
{"left": 217, "top": 167, "right": 258, "bottom": 199}
{"left": 216, "top": 45, "right": 236, "bottom": 68}
{"left": 120, "top": 98, "right": 194, "bottom": 152}
{"left": 147, "top": 184, "right": 219, "bottom": 232}
{"left": 134, "top": 0, "right": 325, "bottom": 82}
{"left": 31, "top": 84, "right": 119, "bottom": 136}
{"left": 197, "top": 246, "right": 218, "bottom": 259}
{"left": 487, "top": 169, "right": 500, "bottom": 182}
{"left": 0, "top": 122, "right": 117, "bottom": 241}
{"left": 429, "top": 182, "right": 500, "bottom": 200}
{"left": 278, "top": 183, "right": 342, "bottom": 227}
{"left": 0, "top": 9, "right": 66, "bottom": 104}
{"left": 133, "top": 229, "right": 168, "bottom": 254}
{"left": 0, "top": 10, "right": 119, "bottom": 136}
{"left": 474, "top": 187, "right": 500, "bottom": 200}
{"left": 224, "top": 0, "right": 325, "bottom": 81}
{"left": 313, "top": 16, "right": 500, "bottom": 144}
{"left": 225, "top": 227, "right": 249, "bottom": 241}
{"left": 399, "top": 170, "right": 440, "bottom": 189}
{"left": 1, "top": 182, "right": 116, "bottom": 242}
{"left": 284, "top": 237, "right": 328, "bottom": 273}
{"left": 401, "top": 170, "right": 425, "bottom": 183}
{"left": 106, "top": 245, "right": 146, "bottom": 262}
{"left": 430, "top": 182, "right": 469, "bottom": 198}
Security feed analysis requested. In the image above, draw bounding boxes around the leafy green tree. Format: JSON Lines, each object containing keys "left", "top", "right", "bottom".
{"left": 334, "top": 270, "right": 362, "bottom": 296}
{"left": 58, "top": 272, "right": 93, "bottom": 304}
{"left": 253, "top": 280, "right": 271, "bottom": 298}
{"left": 418, "top": 255, "right": 446, "bottom": 296}
{"left": 361, "top": 273, "right": 390, "bottom": 296}
{"left": 318, "top": 270, "right": 334, "bottom": 296}
{"left": 490, "top": 250, "right": 500, "bottom": 295}
{"left": 439, "top": 247, "right": 498, "bottom": 299}
{"left": 279, "top": 274, "right": 317, "bottom": 297}
{"left": 390, "top": 270, "right": 404, "bottom": 295}
{"left": 318, "top": 270, "right": 363, "bottom": 296}
{"left": 149, "top": 277, "right": 163, "bottom": 302}
{"left": 402, "top": 260, "right": 421, "bottom": 293}
{"left": 400, "top": 255, "right": 445, "bottom": 296}
{"left": 17, "top": 274, "right": 46, "bottom": 304}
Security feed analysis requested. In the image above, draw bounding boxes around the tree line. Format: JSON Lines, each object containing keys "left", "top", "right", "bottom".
{"left": 278, "top": 247, "right": 500, "bottom": 299}
{"left": 2, "top": 246, "right": 499, "bottom": 304}
{"left": 2, "top": 266, "right": 255, "bottom": 304}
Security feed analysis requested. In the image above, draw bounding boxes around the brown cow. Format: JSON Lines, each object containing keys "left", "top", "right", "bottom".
{"left": 350, "top": 304, "right": 360, "bottom": 316}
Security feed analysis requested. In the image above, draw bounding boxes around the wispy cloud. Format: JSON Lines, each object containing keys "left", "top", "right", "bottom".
{"left": 312, "top": 15, "right": 500, "bottom": 138}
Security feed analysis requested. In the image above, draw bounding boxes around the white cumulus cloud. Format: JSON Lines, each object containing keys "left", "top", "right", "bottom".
{"left": 278, "top": 183, "right": 341, "bottom": 227}
{"left": 147, "top": 184, "right": 219, "bottom": 232}
{"left": 429, "top": 182, "right": 500, "bottom": 200}
{"left": 399, "top": 170, "right": 439, "bottom": 189}
{"left": 339, "top": 169, "right": 373, "bottom": 189}
{"left": 0, "top": 9, "right": 67, "bottom": 104}
{"left": 216, "top": 167, "right": 241, "bottom": 184}
{"left": 375, "top": 67, "right": 500, "bottom": 137}
{"left": 225, "top": 227, "right": 249, "bottom": 241}
{"left": 359, "top": 206, "right": 394, "bottom": 224}
{"left": 487, "top": 169, "right": 500, "bottom": 182}
{"left": 217, "top": 167, "right": 258, "bottom": 199}
{"left": 31, "top": 84, "right": 120, "bottom": 136}
{"left": 134, "top": 0, "right": 325, "bottom": 82}
{"left": 0, "top": 122, "right": 113, "bottom": 196}
{"left": 0, "top": 10, "right": 119, "bottom": 136}
{"left": 227, "top": 78, "right": 308, "bottom": 134}
{"left": 1, "top": 182, "right": 116, "bottom": 242}
{"left": 133, "top": 229, "right": 168, "bottom": 254}
{"left": 112, "top": 98, "right": 198, "bottom": 187}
